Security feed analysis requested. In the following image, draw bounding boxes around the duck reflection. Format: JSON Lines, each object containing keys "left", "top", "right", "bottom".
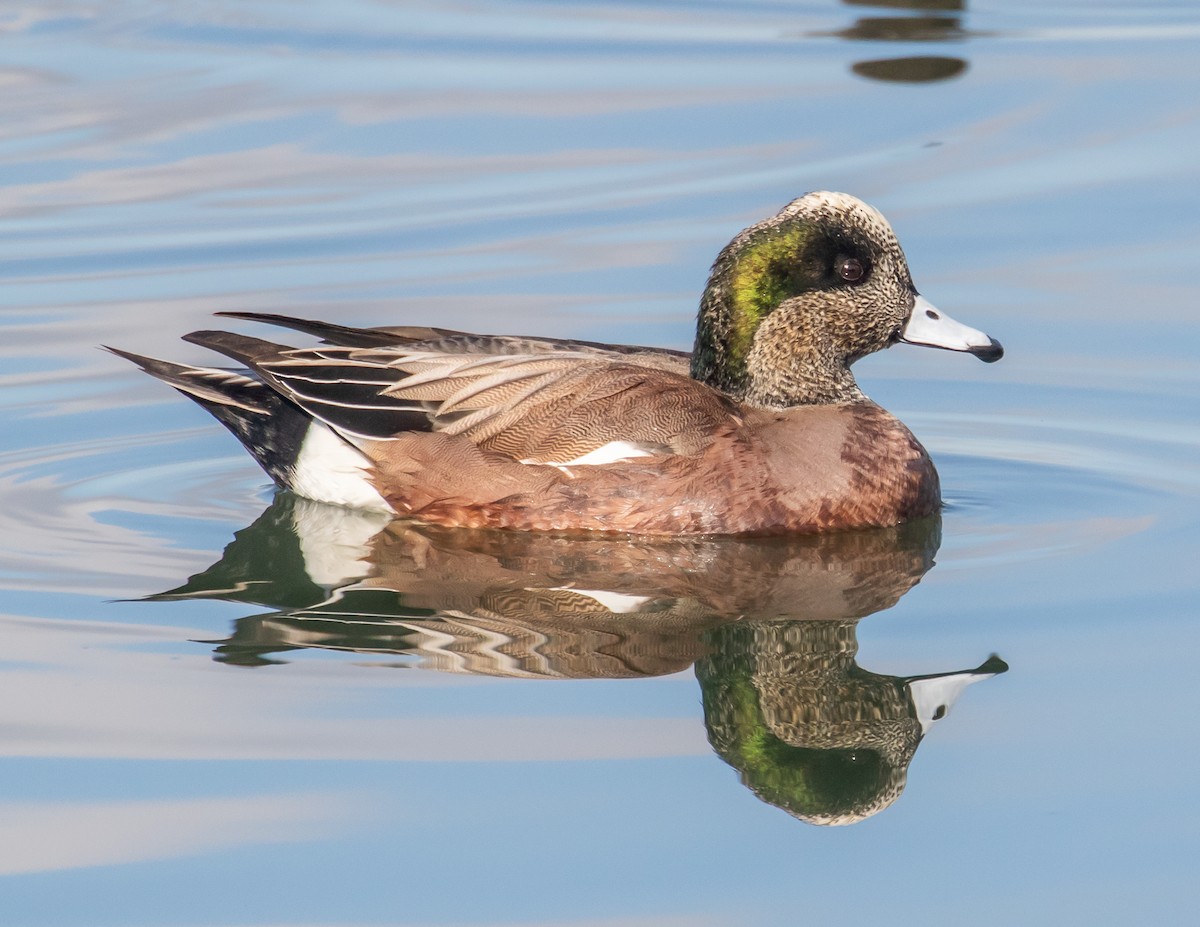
{"left": 833, "top": 0, "right": 970, "bottom": 84}
{"left": 700, "top": 622, "right": 1003, "bottom": 825}
{"left": 156, "top": 495, "right": 1005, "bottom": 824}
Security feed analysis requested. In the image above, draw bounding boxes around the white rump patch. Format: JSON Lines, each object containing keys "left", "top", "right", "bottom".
{"left": 290, "top": 423, "right": 396, "bottom": 514}
{"left": 290, "top": 497, "right": 392, "bottom": 587}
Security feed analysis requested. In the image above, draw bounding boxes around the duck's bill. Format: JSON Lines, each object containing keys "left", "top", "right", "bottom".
{"left": 906, "top": 654, "right": 1008, "bottom": 735}
{"left": 900, "top": 295, "right": 1003, "bottom": 363}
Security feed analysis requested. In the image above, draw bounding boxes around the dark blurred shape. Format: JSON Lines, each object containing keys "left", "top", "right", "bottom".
{"left": 852, "top": 55, "right": 967, "bottom": 82}
{"left": 835, "top": 16, "right": 966, "bottom": 42}
{"left": 844, "top": 0, "right": 963, "bottom": 9}
{"left": 831, "top": 0, "right": 971, "bottom": 84}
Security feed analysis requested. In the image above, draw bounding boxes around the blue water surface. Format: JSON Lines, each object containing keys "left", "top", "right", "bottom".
{"left": 2, "top": 2, "right": 1199, "bottom": 925}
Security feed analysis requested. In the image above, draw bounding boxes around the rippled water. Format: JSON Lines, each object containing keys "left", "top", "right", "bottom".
{"left": 3, "top": 1, "right": 1200, "bottom": 924}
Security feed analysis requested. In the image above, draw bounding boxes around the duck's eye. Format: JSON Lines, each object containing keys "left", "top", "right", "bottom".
{"left": 837, "top": 256, "right": 867, "bottom": 283}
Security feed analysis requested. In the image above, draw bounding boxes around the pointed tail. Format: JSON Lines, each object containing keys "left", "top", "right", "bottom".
{"left": 105, "top": 346, "right": 310, "bottom": 488}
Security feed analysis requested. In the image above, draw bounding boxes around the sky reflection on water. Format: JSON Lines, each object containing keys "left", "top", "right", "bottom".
{"left": 2, "top": 1, "right": 1200, "bottom": 925}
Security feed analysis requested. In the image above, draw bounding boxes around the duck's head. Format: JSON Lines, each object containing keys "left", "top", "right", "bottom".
{"left": 691, "top": 191, "right": 1002, "bottom": 407}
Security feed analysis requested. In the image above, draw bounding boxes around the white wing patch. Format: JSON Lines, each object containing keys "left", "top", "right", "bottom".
{"left": 551, "top": 588, "right": 653, "bottom": 613}
{"left": 523, "top": 440, "right": 656, "bottom": 467}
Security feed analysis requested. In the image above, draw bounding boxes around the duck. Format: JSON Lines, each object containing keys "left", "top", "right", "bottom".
{"left": 109, "top": 191, "right": 1002, "bottom": 535}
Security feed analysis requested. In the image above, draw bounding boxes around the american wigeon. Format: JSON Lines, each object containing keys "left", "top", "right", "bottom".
{"left": 110, "top": 191, "right": 1002, "bottom": 535}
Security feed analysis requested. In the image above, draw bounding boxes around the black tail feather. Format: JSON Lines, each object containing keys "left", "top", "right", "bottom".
{"left": 182, "top": 329, "right": 293, "bottom": 367}
{"left": 104, "top": 346, "right": 269, "bottom": 413}
{"left": 215, "top": 311, "right": 451, "bottom": 348}
{"left": 107, "top": 346, "right": 309, "bottom": 487}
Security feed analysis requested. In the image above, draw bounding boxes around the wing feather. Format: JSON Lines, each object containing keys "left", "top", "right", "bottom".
{"left": 237, "top": 342, "right": 735, "bottom": 462}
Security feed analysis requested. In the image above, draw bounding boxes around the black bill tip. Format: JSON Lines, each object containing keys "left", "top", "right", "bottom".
{"left": 969, "top": 337, "right": 1004, "bottom": 363}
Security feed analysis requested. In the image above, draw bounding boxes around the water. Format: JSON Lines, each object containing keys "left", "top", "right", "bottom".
{"left": 2, "top": 0, "right": 1199, "bottom": 923}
